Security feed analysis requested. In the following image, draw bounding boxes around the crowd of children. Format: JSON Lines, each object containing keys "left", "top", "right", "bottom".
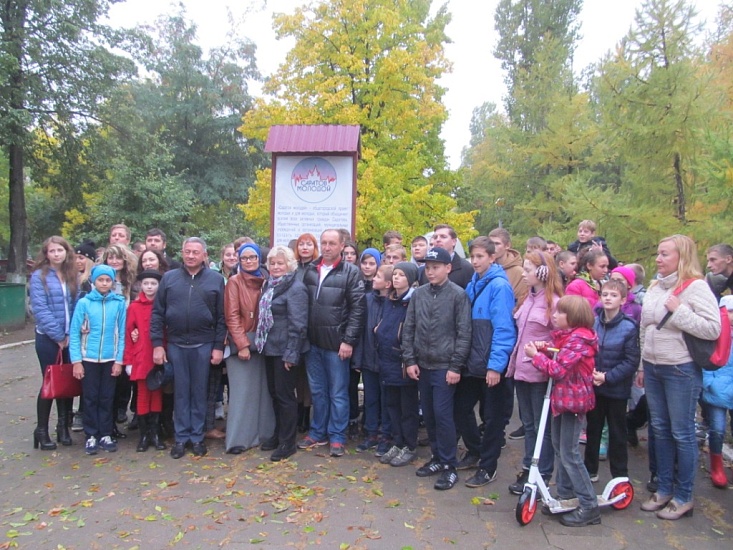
{"left": 27, "top": 220, "right": 733, "bottom": 528}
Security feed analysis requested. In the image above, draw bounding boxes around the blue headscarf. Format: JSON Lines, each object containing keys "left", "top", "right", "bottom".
{"left": 90, "top": 264, "right": 116, "bottom": 283}
{"left": 360, "top": 247, "right": 382, "bottom": 268}
{"left": 237, "top": 243, "right": 263, "bottom": 277}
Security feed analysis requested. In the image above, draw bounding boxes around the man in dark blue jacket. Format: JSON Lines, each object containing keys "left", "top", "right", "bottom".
{"left": 298, "top": 229, "right": 366, "bottom": 457}
{"left": 151, "top": 237, "right": 226, "bottom": 459}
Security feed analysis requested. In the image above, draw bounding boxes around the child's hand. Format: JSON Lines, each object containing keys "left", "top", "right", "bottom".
{"left": 73, "top": 362, "right": 84, "bottom": 380}
{"left": 524, "top": 342, "right": 538, "bottom": 358}
{"left": 111, "top": 363, "right": 122, "bottom": 377}
{"left": 131, "top": 328, "right": 139, "bottom": 343}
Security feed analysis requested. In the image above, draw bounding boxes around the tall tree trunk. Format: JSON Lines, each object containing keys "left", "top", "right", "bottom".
{"left": 673, "top": 152, "right": 686, "bottom": 223}
{"left": 7, "top": 143, "right": 27, "bottom": 282}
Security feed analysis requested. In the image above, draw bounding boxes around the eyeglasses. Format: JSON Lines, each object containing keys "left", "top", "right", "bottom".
{"left": 240, "top": 255, "right": 259, "bottom": 262}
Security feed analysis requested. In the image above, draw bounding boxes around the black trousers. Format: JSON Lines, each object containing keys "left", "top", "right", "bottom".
{"left": 584, "top": 394, "right": 628, "bottom": 478}
{"left": 265, "top": 355, "right": 298, "bottom": 447}
{"left": 384, "top": 384, "right": 419, "bottom": 449}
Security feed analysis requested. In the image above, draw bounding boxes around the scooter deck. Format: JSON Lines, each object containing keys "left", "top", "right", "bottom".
{"left": 545, "top": 495, "right": 620, "bottom": 514}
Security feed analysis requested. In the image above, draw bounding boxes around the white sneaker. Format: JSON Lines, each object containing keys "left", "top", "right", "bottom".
{"left": 215, "top": 402, "right": 225, "bottom": 420}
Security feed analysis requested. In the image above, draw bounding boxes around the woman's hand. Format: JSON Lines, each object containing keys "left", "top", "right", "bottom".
{"left": 237, "top": 347, "right": 251, "bottom": 361}
{"left": 284, "top": 362, "right": 293, "bottom": 371}
{"left": 73, "top": 362, "right": 84, "bottom": 380}
{"left": 59, "top": 337, "right": 69, "bottom": 349}
{"left": 111, "top": 363, "right": 122, "bottom": 377}
{"left": 664, "top": 294, "right": 680, "bottom": 313}
{"left": 635, "top": 371, "right": 644, "bottom": 388}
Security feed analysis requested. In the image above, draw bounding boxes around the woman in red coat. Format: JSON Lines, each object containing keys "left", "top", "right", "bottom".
{"left": 123, "top": 270, "right": 166, "bottom": 452}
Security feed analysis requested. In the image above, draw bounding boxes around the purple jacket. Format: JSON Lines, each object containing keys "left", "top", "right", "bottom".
{"left": 507, "top": 288, "right": 559, "bottom": 383}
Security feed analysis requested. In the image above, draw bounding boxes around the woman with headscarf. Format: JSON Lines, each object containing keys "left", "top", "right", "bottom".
{"left": 223, "top": 243, "right": 275, "bottom": 453}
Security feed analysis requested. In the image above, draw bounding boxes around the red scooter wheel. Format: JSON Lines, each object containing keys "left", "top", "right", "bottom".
{"left": 610, "top": 481, "right": 634, "bottom": 510}
{"left": 516, "top": 487, "right": 537, "bottom": 525}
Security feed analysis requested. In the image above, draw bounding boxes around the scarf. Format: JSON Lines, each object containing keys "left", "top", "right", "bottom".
{"left": 576, "top": 271, "right": 601, "bottom": 295}
{"left": 255, "top": 274, "right": 288, "bottom": 352}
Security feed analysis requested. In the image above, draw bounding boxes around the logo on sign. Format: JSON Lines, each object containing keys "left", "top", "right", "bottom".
{"left": 291, "top": 157, "right": 337, "bottom": 204}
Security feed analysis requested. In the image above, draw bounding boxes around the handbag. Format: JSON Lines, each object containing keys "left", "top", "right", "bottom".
{"left": 146, "top": 362, "right": 174, "bottom": 391}
{"left": 41, "top": 350, "right": 82, "bottom": 399}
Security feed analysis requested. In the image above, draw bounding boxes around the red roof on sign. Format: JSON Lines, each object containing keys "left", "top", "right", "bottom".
{"left": 265, "top": 125, "right": 361, "bottom": 156}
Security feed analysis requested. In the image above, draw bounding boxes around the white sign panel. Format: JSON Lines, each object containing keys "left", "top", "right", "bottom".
{"left": 272, "top": 155, "right": 355, "bottom": 246}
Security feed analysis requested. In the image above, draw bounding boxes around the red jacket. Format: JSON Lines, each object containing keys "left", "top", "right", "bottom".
{"left": 531, "top": 327, "right": 597, "bottom": 416}
{"left": 123, "top": 293, "right": 155, "bottom": 381}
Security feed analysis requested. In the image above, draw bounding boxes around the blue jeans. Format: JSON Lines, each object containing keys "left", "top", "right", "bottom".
{"left": 552, "top": 412, "right": 597, "bottom": 509}
{"left": 418, "top": 369, "right": 457, "bottom": 467}
{"left": 515, "top": 380, "right": 554, "bottom": 476}
{"left": 644, "top": 361, "right": 701, "bottom": 504}
{"left": 168, "top": 343, "right": 212, "bottom": 444}
{"left": 305, "top": 345, "right": 350, "bottom": 444}
{"left": 707, "top": 405, "right": 728, "bottom": 455}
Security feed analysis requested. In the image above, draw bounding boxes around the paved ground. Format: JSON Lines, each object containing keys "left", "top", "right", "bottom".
{"left": 1, "top": 328, "right": 732, "bottom": 549}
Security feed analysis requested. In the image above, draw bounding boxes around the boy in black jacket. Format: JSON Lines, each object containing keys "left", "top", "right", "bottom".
{"left": 402, "top": 248, "right": 472, "bottom": 490}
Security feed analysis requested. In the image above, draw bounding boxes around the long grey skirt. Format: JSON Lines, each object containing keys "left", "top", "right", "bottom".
{"left": 225, "top": 351, "right": 276, "bottom": 451}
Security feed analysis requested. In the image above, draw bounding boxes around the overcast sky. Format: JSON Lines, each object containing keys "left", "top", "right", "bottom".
{"left": 108, "top": 0, "right": 720, "bottom": 169}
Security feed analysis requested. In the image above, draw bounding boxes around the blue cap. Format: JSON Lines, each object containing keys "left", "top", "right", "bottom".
{"left": 91, "top": 264, "right": 116, "bottom": 283}
{"left": 360, "top": 247, "right": 382, "bottom": 268}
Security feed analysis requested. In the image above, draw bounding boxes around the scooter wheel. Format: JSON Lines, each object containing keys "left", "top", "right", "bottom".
{"left": 516, "top": 487, "right": 537, "bottom": 526}
{"left": 610, "top": 480, "right": 634, "bottom": 510}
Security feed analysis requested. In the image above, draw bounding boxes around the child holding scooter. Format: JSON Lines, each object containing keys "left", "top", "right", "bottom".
{"left": 525, "top": 295, "right": 600, "bottom": 527}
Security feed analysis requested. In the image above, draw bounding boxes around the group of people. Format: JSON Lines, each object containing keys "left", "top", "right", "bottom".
{"left": 27, "top": 220, "right": 733, "bottom": 528}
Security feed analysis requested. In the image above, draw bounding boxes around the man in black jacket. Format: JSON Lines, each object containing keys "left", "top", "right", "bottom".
{"left": 297, "top": 229, "right": 366, "bottom": 457}
{"left": 151, "top": 237, "right": 226, "bottom": 459}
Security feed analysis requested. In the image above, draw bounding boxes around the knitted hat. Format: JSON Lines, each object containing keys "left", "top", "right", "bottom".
{"left": 424, "top": 247, "right": 451, "bottom": 264}
{"left": 91, "top": 264, "right": 116, "bottom": 283}
{"left": 720, "top": 295, "right": 733, "bottom": 311}
{"left": 394, "top": 262, "right": 418, "bottom": 288}
{"left": 360, "top": 247, "right": 382, "bottom": 268}
{"left": 611, "top": 266, "right": 635, "bottom": 289}
{"left": 136, "top": 269, "right": 162, "bottom": 282}
{"left": 74, "top": 240, "right": 97, "bottom": 262}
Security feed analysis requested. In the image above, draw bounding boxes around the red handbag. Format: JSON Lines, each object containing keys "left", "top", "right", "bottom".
{"left": 40, "top": 350, "right": 82, "bottom": 399}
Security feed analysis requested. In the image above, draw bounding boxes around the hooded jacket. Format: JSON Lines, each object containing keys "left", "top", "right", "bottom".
{"left": 353, "top": 290, "right": 385, "bottom": 373}
{"left": 593, "top": 312, "right": 640, "bottom": 400}
{"left": 401, "top": 279, "right": 472, "bottom": 373}
{"left": 531, "top": 327, "right": 598, "bottom": 416}
{"left": 465, "top": 264, "right": 517, "bottom": 377}
{"left": 507, "top": 288, "right": 559, "bottom": 382}
{"left": 303, "top": 257, "right": 366, "bottom": 350}
{"left": 496, "top": 248, "right": 527, "bottom": 304}
{"left": 702, "top": 347, "right": 733, "bottom": 409}
{"left": 69, "top": 288, "right": 126, "bottom": 364}
{"left": 376, "top": 288, "right": 416, "bottom": 386}
{"left": 567, "top": 236, "right": 618, "bottom": 270}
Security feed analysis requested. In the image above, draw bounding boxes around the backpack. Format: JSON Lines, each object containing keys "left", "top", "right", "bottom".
{"left": 656, "top": 279, "right": 731, "bottom": 371}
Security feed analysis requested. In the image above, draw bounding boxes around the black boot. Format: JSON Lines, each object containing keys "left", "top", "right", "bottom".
{"left": 35, "top": 394, "right": 57, "bottom": 450}
{"left": 559, "top": 506, "right": 601, "bottom": 527}
{"left": 128, "top": 413, "right": 139, "bottom": 431}
{"left": 149, "top": 413, "right": 166, "bottom": 450}
{"left": 56, "top": 399, "right": 72, "bottom": 446}
{"left": 136, "top": 414, "right": 150, "bottom": 452}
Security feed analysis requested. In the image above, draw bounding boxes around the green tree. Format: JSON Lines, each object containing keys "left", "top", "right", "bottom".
{"left": 0, "top": 0, "right": 135, "bottom": 280}
{"left": 240, "top": 0, "right": 475, "bottom": 246}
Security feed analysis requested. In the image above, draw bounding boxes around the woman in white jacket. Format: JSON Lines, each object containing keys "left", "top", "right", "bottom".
{"left": 638, "top": 235, "right": 720, "bottom": 520}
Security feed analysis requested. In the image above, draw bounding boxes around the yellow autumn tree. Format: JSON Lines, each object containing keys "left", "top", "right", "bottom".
{"left": 239, "top": 0, "right": 476, "bottom": 247}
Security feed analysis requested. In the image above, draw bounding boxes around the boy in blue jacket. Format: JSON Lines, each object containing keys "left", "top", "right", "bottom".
{"left": 70, "top": 265, "right": 127, "bottom": 455}
{"left": 584, "top": 279, "right": 640, "bottom": 481}
{"left": 454, "top": 237, "right": 517, "bottom": 487}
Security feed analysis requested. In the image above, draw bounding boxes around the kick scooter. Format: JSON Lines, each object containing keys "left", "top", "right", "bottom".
{"left": 515, "top": 349, "right": 634, "bottom": 526}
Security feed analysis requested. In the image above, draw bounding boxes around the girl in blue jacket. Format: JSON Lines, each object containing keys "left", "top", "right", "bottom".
{"left": 70, "top": 265, "right": 126, "bottom": 455}
{"left": 29, "top": 236, "right": 79, "bottom": 450}
{"left": 702, "top": 295, "right": 733, "bottom": 488}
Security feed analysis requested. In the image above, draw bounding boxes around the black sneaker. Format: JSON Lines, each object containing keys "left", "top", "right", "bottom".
{"left": 270, "top": 444, "right": 296, "bottom": 462}
{"left": 434, "top": 467, "right": 458, "bottom": 490}
{"left": 559, "top": 506, "right": 601, "bottom": 527}
{"left": 260, "top": 436, "right": 279, "bottom": 451}
{"left": 170, "top": 442, "right": 186, "bottom": 459}
{"left": 192, "top": 441, "right": 207, "bottom": 457}
{"left": 456, "top": 452, "right": 480, "bottom": 470}
{"left": 416, "top": 457, "right": 447, "bottom": 477}
{"left": 509, "top": 469, "right": 530, "bottom": 495}
{"left": 465, "top": 468, "right": 497, "bottom": 488}
{"left": 508, "top": 426, "right": 525, "bottom": 440}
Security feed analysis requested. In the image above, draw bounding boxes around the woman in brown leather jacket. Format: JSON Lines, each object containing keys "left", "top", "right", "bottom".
{"left": 223, "top": 243, "right": 275, "bottom": 453}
